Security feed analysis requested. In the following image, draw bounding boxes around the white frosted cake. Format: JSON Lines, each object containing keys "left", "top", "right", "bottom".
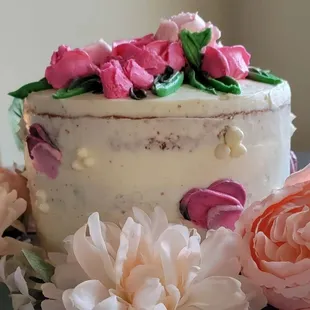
{"left": 9, "top": 12, "right": 294, "bottom": 250}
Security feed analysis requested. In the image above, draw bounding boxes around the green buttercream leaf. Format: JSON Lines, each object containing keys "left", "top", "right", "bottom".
{"left": 22, "top": 249, "right": 54, "bottom": 282}
{"left": 8, "top": 78, "right": 53, "bottom": 99}
{"left": 152, "top": 71, "right": 184, "bottom": 97}
{"left": 0, "top": 283, "right": 13, "bottom": 310}
{"left": 247, "top": 66, "right": 283, "bottom": 85}
{"left": 208, "top": 76, "right": 241, "bottom": 95}
{"left": 53, "top": 75, "right": 102, "bottom": 99}
{"left": 180, "top": 28, "right": 212, "bottom": 68}
{"left": 187, "top": 69, "right": 217, "bottom": 95}
{"left": 8, "top": 98, "right": 24, "bottom": 151}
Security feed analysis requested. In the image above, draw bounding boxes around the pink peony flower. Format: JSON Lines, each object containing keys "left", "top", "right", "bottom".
{"left": 83, "top": 39, "right": 112, "bottom": 66}
{"left": 155, "top": 12, "right": 221, "bottom": 46}
{"left": 123, "top": 59, "right": 154, "bottom": 89}
{"left": 235, "top": 164, "right": 310, "bottom": 310}
{"left": 45, "top": 46, "right": 96, "bottom": 89}
{"left": 100, "top": 60, "right": 133, "bottom": 98}
{"left": 26, "top": 124, "right": 62, "bottom": 179}
{"left": 180, "top": 179, "right": 246, "bottom": 230}
{"left": 202, "top": 45, "right": 251, "bottom": 79}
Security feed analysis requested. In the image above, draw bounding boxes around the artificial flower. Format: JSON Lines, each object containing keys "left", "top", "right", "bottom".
{"left": 155, "top": 12, "right": 221, "bottom": 47}
{"left": 83, "top": 39, "right": 112, "bottom": 66}
{"left": 180, "top": 179, "right": 246, "bottom": 230}
{"left": 100, "top": 60, "right": 133, "bottom": 98}
{"left": 45, "top": 46, "right": 96, "bottom": 89}
{"left": 202, "top": 46, "right": 251, "bottom": 79}
{"left": 0, "top": 256, "right": 35, "bottom": 309}
{"left": 58, "top": 207, "right": 266, "bottom": 309}
{"left": 0, "top": 186, "right": 29, "bottom": 256}
{"left": 235, "top": 163, "right": 310, "bottom": 310}
{"left": 26, "top": 124, "right": 62, "bottom": 179}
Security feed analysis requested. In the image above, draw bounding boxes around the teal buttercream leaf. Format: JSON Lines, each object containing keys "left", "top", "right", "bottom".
{"left": 8, "top": 98, "right": 24, "bottom": 151}
{"left": 22, "top": 249, "right": 55, "bottom": 283}
{"left": 207, "top": 76, "right": 241, "bottom": 95}
{"left": 247, "top": 66, "right": 283, "bottom": 85}
{"left": 0, "top": 283, "right": 13, "bottom": 310}
{"left": 187, "top": 69, "right": 217, "bottom": 95}
{"left": 180, "top": 28, "right": 212, "bottom": 68}
{"left": 53, "top": 75, "right": 102, "bottom": 99}
{"left": 8, "top": 78, "right": 53, "bottom": 99}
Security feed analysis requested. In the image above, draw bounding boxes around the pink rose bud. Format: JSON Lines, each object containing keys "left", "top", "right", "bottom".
{"left": 123, "top": 59, "right": 154, "bottom": 89}
{"left": 202, "top": 45, "right": 251, "bottom": 79}
{"left": 83, "top": 39, "right": 112, "bottom": 66}
{"left": 45, "top": 47, "right": 96, "bottom": 89}
{"left": 100, "top": 61, "right": 133, "bottom": 99}
{"left": 180, "top": 179, "right": 246, "bottom": 230}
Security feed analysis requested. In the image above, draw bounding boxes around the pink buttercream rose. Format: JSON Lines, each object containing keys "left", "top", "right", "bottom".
{"left": 83, "top": 39, "right": 112, "bottom": 66}
{"left": 123, "top": 59, "right": 154, "bottom": 89}
{"left": 155, "top": 12, "right": 221, "bottom": 47}
{"left": 45, "top": 46, "right": 97, "bottom": 89}
{"left": 202, "top": 45, "right": 251, "bottom": 79}
{"left": 26, "top": 124, "right": 62, "bottom": 179}
{"left": 235, "top": 164, "right": 310, "bottom": 310}
{"left": 100, "top": 60, "right": 133, "bottom": 98}
{"left": 180, "top": 179, "right": 246, "bottom": 230}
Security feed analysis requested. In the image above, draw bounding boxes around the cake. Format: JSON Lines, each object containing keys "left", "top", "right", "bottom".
{"left": 9, "top": 12, "right": 293, "bottom": 252}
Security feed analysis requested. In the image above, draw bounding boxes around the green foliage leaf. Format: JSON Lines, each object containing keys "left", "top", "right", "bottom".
{"left": 180, "top": 28, "right": 212, "bottom": 68}
{"left": 152, "top": 71, "right": 184, "bottom": 97}
{"left": 8, "top": 78, "right": 53, "bottom": 99}
{"left": 53, "top": 75, "right": 102, "bottom": 99}
{"left": 0, "top": 283, "right": 13, "bottom": 310}
{"left": 22, "top": 249, "right": 54, "bottom": 283}
{"left": 247, "top": 66, "right": 283, "bottom": 85}
{"left": 8, "top": 98, "right": 24, "bottom": 151}
{"left": 207, "top": 76, "right": 241, "bottom": 95}
{"left": 187, "top": 69, "right": 217, "bottom": 95}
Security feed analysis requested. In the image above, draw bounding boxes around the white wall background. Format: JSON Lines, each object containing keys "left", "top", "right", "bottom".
{"left": 0, "top": 0, "right": 308, "bottom": 165}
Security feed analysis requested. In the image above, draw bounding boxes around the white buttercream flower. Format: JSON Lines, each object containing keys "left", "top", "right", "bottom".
{"left": 0, "top": 256, "right": 35, "bottom": 310}
{"left": 54, "top": 207, "right": 267, "bottom": 310}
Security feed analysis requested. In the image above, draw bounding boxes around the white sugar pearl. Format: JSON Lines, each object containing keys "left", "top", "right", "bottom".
{"left": 214, "top": 143, "right": 231, "bottom": 159}
{"left": 72, "top": 160, "right": 84, "bottom": 171}
{"left": 83, "top": 157, "right": 95, "bottom": 168}
{"left": 225, "top": 126, "right": 244, "bottom": 147}
{"left": 36, "top": 190, "right": 47, "bottom": 202}
{"left": 230, "top": 143, "right": 247, "bottom": 158}
{"left": 39, "top": 203, "right": 50, "bottom": 213}
{"left": 77, "top": 148, "right": 89, "bottom": 158}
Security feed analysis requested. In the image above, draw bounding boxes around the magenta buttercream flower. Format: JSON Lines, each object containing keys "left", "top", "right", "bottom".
{"left": 180, "top": 179, "right": 246, "bottom": 230}
{"left": 26, "top": 124, "right": 62, "bottom": 179}
{"left": 113, "top": 33, "right": 155, "bottom": 49}
{"left": 83, "top": 39, "right": 112, "bottom": 66}
{"left": 202, "top": 45, "right": 251, "bottom": 79}
{"left": 100, "top": 60, "right": 133, "bottom": 98}
{"left": 123, "top": 59, "right": 154, "bottom": 89}
{"left": 45, "top": 46, "right": 97, "bottom": 89}
{"left": 155, "top": 12, "right": 221, "bottom": 47}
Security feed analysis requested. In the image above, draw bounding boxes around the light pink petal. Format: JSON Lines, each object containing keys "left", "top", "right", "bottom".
{"left": 41, "top": 299, "right": 66, "bottom": 310}
{"left": 155, "top": 20, "right": 179, "bottom": 42}
{"left": 123, "top": 59, "right": 154, "bottom": 89}
{"left": 41, "top": 283, "right": 63, "bottom": 300}
{"left": 202, "top": 46, "right": 229, "bottom": 78}
{"left": 145, "top": 40, "right": 169, "bottom": 56}
{"left": 285, "top": 164, "right": 310, "bottom": 186}
{"left": 170, "top": 12, "right": 196, "bottom": 28}
{"left": 113, "top": 33, "right": 154, "bottom": 49}
{"left": 83, "top": 39, "right": 112, "bottom": 66}
{"left": 219, "top": 45, "right": 251, "bottom": 79}
{"left": 93, "top": 296, "right": 127, "bottom": 310}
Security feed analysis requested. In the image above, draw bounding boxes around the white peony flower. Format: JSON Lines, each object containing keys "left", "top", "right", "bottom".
{"left": 0, "top": 185, "right": 29, "bottom": 256}
{"left": 55, "top": 207, "right": 267, "bottom": 310}
{"left": 0, "top": 256, "right": 35, "bottom": 310}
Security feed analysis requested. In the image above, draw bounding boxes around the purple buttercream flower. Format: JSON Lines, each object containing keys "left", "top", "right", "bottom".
{"left": 180, "top": 179, "right": 246, "bottom": 230}
{"left": 26, "top": 124, "right": 62, "bottom": 179}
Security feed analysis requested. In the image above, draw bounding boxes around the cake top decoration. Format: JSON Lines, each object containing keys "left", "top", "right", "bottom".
{"left": 9, "top": 12, "right": 284, "bottom": 101}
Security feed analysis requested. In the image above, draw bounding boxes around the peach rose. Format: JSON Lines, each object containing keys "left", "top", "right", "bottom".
{"left": 235, "top": 164, "right": 310, "bottom": 310}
